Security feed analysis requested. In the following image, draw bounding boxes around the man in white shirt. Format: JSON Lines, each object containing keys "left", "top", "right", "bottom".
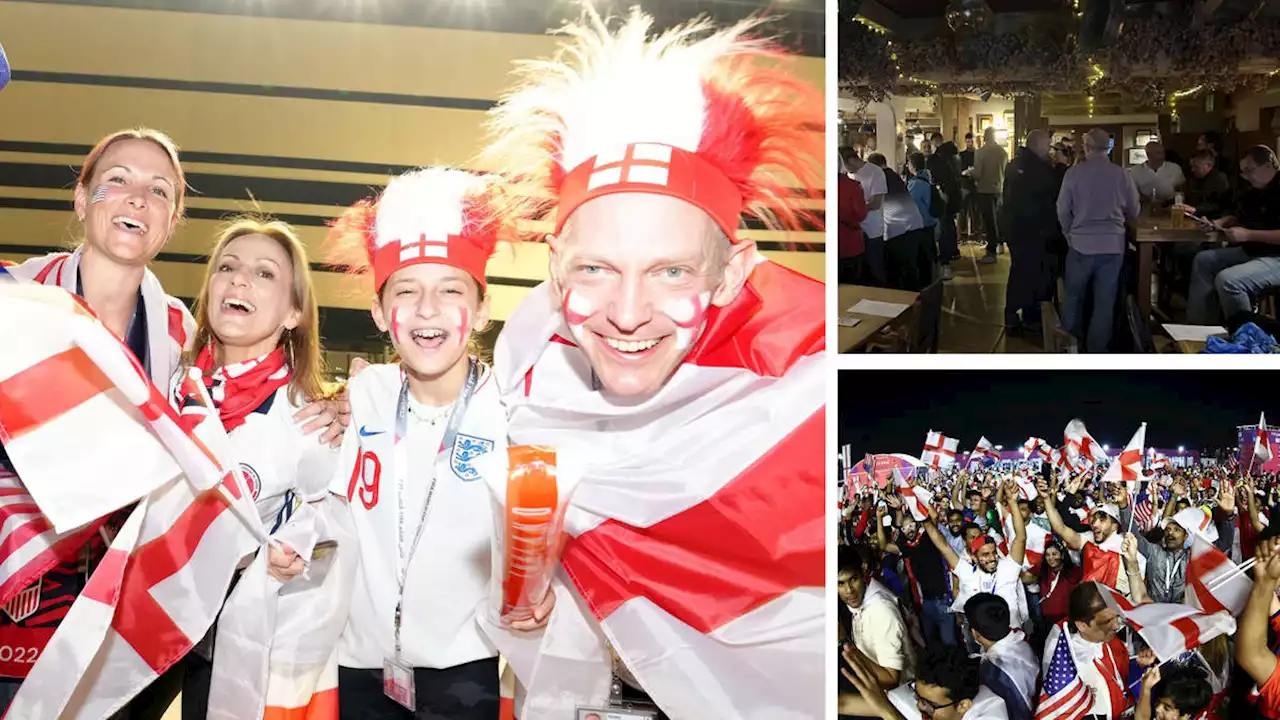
{"left": 844, "top": 644, "right": 1010, "bottom": 720}
{"left": 848, "top": 150, "right": 889, "bottom": 285}
{"left": 1129, "top": 141, "right": 1185, "bottom": 204}
{"left": 838, "top": 548, "right": 914, "bottom": 689}
{"left": 924, "top": 483, "right": 1030, "bottom": 631}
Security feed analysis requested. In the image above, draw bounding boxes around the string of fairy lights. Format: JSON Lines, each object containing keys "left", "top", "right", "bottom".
{"left": 851, "top": 12, "right": 1237, "bottom": 118}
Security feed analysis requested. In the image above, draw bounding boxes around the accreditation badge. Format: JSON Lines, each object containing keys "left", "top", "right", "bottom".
{"left": 382, "top": 657, "right": 415, "bottom": 711}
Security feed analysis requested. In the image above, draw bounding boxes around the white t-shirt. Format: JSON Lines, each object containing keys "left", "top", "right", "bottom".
{"left": 883, "top": 193, "right": 925, "bottom": 240}
{"left": 854, "top": 163, "right": 888, "bottom": 239}
{"left": 850, "top": 580, "right": 915, "bottom": 679}
{"left": 331, "top": 362, "right": 506, "bottom": 670}
{"left": 952, "top": 556, "right": 1028, "bottom": 630}
{"left": 1129, "top": 162, "right": 1185, "bottom": 203}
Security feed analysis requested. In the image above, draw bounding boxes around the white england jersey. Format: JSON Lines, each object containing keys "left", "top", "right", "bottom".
{"left": 228, "top": 386, "right": 338, "bottom": 531}
{"left": 330, "top": 362, "right": 505, "bottom": 670}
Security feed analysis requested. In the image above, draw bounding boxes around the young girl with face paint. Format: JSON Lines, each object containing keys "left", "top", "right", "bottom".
{"left": 170, "top": 217, "right": 353, "bottom": 719}
{"left": 324, "top": 168, "right": 553, "bottom": 720}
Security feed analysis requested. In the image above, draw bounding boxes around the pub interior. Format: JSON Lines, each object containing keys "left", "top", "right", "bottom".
{"left": 836, "top": 0, "right": 1280, "bottom": 354}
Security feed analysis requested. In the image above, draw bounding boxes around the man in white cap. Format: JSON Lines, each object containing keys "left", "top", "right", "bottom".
{"left": 1039, "top": 479, "right": 1146, "bottom": 594}
{"left": 1121, "top": 481, "right": 1236, "bottom": 603}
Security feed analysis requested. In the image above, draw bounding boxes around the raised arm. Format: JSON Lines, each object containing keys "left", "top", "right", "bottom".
{"left": 875, "top": 505, "right": 902, "bottom": 555}
{"left": 1122, "top": 533, "right": 1149, "bottom": 604}
{"left": 1038, "top": 478, "right": 1085, "bottom": 550}
{"left": 923, "top": 516, "right": 962, "bottom": 570}
{"left": 1238, "top": 537, "right": 1280, "bottom": 687}
{"left": 1005, "top": 482, "right": 1027, "bottom": 566}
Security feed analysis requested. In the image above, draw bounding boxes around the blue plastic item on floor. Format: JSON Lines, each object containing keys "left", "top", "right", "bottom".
{"left": 1202, "top": 322, "right": 1277, "bottom": 353}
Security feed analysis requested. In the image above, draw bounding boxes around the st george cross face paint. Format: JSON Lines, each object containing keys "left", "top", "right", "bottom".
{"left": 561, "top": 288, "right": 596, "bottom": 343}
{"left": 659, "top": 291, "right": 712, "bottom": 350}
{"left": 389, "top": 306, "right": 402, "bottom": 344}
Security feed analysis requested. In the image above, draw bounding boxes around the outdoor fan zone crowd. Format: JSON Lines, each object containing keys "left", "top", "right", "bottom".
{"left": 837, "top": 459, "right": 1280, "bottom": 720}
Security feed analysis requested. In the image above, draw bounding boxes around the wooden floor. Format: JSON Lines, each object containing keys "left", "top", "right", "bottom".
{"left": 938, "top": 242, "right": 1043, "bottom": 353}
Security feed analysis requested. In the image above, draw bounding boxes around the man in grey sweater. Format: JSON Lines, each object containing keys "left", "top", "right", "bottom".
{"left": 972, "top": 127, "right": 1008, "bottom": 264}
{"left": 1056, "top": 128, "right": 1139, "bottom": 352}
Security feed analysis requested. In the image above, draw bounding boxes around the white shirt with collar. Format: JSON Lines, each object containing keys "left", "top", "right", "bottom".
{"left": 1129, "top": 161, "right": 1185, "bottom": 202}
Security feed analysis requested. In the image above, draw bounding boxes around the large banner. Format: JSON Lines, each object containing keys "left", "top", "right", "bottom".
{"left": 957, "top": 447, "right": 1199, "bottom": 470}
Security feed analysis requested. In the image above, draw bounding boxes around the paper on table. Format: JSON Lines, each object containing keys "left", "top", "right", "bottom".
{"left": 1162, "top": 323, "right": 1228, "bottom": 342}
{"left": 848, "top": 299, "right": 911, "bottom": 318}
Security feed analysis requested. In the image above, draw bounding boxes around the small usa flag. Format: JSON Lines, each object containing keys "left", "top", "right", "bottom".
{"left": 1035, "top": 627, "right": 1092, "bottom": 720}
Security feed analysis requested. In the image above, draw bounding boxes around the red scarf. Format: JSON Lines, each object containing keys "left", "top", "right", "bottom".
{"left": 193, "top": 346, "right": 292, "bottom": 432}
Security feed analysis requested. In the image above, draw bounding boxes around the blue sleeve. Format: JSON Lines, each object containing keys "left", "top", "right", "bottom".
{"left": 909, "top": 179, "right": 931, "bottom": 216}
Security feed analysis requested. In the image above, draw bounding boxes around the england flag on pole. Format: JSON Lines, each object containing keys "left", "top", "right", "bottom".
{"left": 1064, "top": 419, "right": 1107, "bottom": 469}
{"left": 893, "top": 467, "right": 934, "bottom": 522}
{"left": 968, "top": 436, "right": 999, "bottom": 467}
{"left": 1023, "top": 437, "right": 1052, "bottom": 462}
{"left": 922, "top": 431, "right": 959, "bottom": 471}
{"left": 1255, "top": 412, "right": 1273, "bottom": 465}
{"left": 1101, "top": 424, "right": 1145, "bottom": 495}
{"left": 1035, "top": 625, "right": 1091, "bottom": 720}
{"left": 1185, "top": 534, "right": 1251, "bottom": 616}
{"left": 1099, "top": 584, "right": 1236, "bottom": 662}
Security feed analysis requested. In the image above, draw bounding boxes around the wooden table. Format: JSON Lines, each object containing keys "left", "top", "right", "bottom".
{"left": 1131, "top": 219, "right": 1220, "bottom": 320}
{"left": 838, "top": 285, "right": 920, "bottom": 352}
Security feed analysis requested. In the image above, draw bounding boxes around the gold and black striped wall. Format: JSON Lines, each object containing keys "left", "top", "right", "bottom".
{"left": 0, "top": 0, "right": 826, "bottom": 371}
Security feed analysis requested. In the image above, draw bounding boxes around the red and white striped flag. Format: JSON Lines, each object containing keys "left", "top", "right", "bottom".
{"left": 1035, "top": 624, "right": 1091, "bottom": 720}
{"left": 0, "top": 469, "right": 102, "bottom": 609}
{"left": 1064, "top": 419, "right": 1108, "bottom": 470}
{"left": 1098, "top": 584, "right": 1236, "bottom": 662}
{"left": 1185, "top": 533, "right": 1251, "bottom": 616}
{"left": 1132, "top": 485, "right": 1154, "bottom": 532}
{"left": 1148, "top": 450, "right": 1171, "bottom": 473}
{"left": 485, "top": 264, "right": 824, "bottom": 719}
{"left": 922, "top": 430, "right": 958, "bottom": 471}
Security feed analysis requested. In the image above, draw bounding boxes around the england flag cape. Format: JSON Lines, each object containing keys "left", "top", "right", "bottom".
{"left": 7, "top": 248, "right": 194, "bottom": 388}
{"left": 203, "top": 387, "right": 357, "bottom": 720}
{"left": 482, "top": 260, "right": 824, "bottom": 720}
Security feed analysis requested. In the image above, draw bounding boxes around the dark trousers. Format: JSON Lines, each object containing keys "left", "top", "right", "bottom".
{"left": 886, "top": 230, "right": 924, "bottom": 291}
{"left": 937, "top": 215, "right": 959, "bottom": 263}
{"left": 338, "top": 658, "right": 500, "bottom": 720}
{"left": 182, "top": 652, "right": 213, "bottom": 720}
{"left": 977, "top": 193, "right": 1002, "bottom": 254}
{"left": 838, "top": 256, "right": 863, "bottom": 286}
{"left": 864, "top": 236, "right": 887, "bottom": 287}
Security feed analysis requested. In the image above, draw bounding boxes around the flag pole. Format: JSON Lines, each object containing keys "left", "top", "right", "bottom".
{"left": 1204, "top": 557, "right": 1259, "bottom": 594}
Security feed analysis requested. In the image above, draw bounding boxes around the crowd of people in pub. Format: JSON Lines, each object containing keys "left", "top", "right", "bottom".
{"left": 837, "top": 125, "right": 1280, "bottom": 352}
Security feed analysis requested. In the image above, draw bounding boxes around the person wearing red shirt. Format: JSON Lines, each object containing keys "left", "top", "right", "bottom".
{"left": 839, "top": 147, "right": 868, "bottom": 285}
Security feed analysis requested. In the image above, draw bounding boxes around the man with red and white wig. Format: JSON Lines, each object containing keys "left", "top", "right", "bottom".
{"left": 477, "top": 6, "right": 823, "bottom": 720}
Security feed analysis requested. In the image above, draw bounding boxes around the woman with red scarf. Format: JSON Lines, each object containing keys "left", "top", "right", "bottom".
{"left": 174, "top": 216, "right": 341, "bottom": 718}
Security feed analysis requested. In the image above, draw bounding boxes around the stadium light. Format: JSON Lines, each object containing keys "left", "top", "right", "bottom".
{"left": 995, "top": 445, "right": 1003, "bottom": 451}
{"left": 1178, "top": 445, "right": 1185, "bottom": 453}
{"left": 1103, "top": 444, "right": 1109, "bottom": 451}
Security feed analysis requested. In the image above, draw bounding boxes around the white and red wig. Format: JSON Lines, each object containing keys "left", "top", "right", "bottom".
{"left": 325, "top": 167, "right": 509, "bottom": 292}
{"left": 480, "top": 6, "right": 824, "bottom": 242}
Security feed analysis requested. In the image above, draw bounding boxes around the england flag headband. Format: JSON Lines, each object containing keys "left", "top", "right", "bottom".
{"left": 481, "top": 6, "right": 824, "bottom": 243}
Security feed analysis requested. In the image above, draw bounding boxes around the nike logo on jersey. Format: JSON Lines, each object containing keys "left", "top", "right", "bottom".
{"left": 359, "top": 426, "right": 385, "bottom": 437}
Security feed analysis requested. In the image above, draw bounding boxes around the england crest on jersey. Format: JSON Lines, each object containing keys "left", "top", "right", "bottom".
{"left": 451, "top": 434, "right": 493, "bottom": 481}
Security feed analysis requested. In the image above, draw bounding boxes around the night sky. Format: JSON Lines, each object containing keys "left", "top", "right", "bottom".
{"left": 838, "top": 371, "right": 1279, "bottom": 456}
